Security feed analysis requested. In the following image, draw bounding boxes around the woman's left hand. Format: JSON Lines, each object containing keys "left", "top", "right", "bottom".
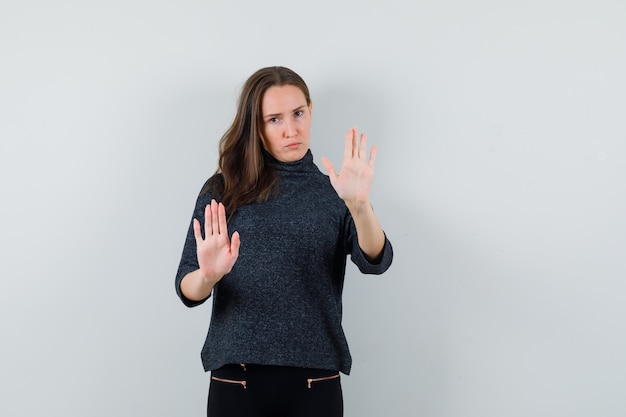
{"left": 321, "top": 128, "right": 377, "bottom": 209}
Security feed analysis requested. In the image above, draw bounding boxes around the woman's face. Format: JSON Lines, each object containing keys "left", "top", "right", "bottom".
{"left": 260, "top": 84, "right": 312, "bottom": 163}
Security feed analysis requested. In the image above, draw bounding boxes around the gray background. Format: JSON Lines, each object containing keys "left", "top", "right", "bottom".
{"left": 1, "top": 0, "right": 625, "bottom": 416}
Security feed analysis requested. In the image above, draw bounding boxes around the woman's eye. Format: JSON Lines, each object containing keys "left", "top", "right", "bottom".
{"left": 294, "top": 111, "right": 303, "bottom": 117}
{"left": 269, "top": 117, "right": 279, "bottom": 123}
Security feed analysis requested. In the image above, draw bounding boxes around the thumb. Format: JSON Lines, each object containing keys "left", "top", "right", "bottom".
{"left": 321, "top": 156, "right": 336, "bottom": 178}
{"left": 230, "top": 231, "right": 241, "bottom": 257}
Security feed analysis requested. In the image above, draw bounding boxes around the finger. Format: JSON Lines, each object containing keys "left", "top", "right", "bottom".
{"left": 193, "top": 218, "right": 203, "bottom": 243}
{"left": 344, "top": 129, "right": 354, "bottom": 160}
{"left": 368, "top": 145, "right": 378, "bottom": 169}
{"left": 321, "top": 156, "right": 338, "bottom": 188}
{"left": 203, "top": 203, "right": 212, "bottom": 237}
{"left": 320, "top": 156, "right": 336, "bottom": 177}
{"left": 358, "top": 132, "right": 367, "bottom": 159}
{"left": 218, "top": 202, "right": 228, "bottom": 236}
{"left": 230, "top": 231, "right": 241, "bottom": 258}
{"left": 211, "top": 199, "right": 219, "bottom": 235}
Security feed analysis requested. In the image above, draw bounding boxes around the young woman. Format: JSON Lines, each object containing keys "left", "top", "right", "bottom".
{"left": 175, "top": 66, "right": 393, "bottom": 417}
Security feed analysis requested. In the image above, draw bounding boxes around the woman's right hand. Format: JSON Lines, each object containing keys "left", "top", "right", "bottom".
{"left": 193, "top": 199, "right": 240, "bottom": 284}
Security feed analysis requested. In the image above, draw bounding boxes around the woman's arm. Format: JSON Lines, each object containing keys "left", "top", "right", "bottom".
{"left": 321, "top": 128, "right": 385, "bottom": 260}
{"left": 344, "top": 200, "right": 385, "bottom": 261}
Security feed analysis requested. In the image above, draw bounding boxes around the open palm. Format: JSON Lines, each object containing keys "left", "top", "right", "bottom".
{"left": 193, "top": 199, "right": 240, "bottom": 281}
{"left": 321, "top": 128, "right": 377, "bottom": 207}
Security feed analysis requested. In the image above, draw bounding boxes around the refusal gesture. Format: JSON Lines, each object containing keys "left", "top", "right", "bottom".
{"left": 321, "top": 128, "right": 377, "bottom": 208}
{"left": 193, "top": 199, "right": 240, "bottom": 282}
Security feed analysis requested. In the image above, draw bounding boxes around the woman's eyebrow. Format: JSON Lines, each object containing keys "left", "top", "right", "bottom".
{"left": 263, "top": 105, "right": 307, "bottom": 119}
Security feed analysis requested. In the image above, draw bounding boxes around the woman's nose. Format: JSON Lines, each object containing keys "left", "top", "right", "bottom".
{"left": 284, "top": 120, "right": 297, "bottom": 138}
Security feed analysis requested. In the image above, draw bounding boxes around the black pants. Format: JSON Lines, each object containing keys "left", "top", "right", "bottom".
{"left": 207, "top": 364, "right": 343, "bottom": 417}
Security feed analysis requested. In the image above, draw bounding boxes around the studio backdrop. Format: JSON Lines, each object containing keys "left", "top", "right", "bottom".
{"left": 1, "top": 1, "right": 625, "bottom": 416}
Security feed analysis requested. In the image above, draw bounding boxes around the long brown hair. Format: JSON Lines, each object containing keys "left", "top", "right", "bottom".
{"left": 202, "top": 66, "right": 312, "bottom": 217}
